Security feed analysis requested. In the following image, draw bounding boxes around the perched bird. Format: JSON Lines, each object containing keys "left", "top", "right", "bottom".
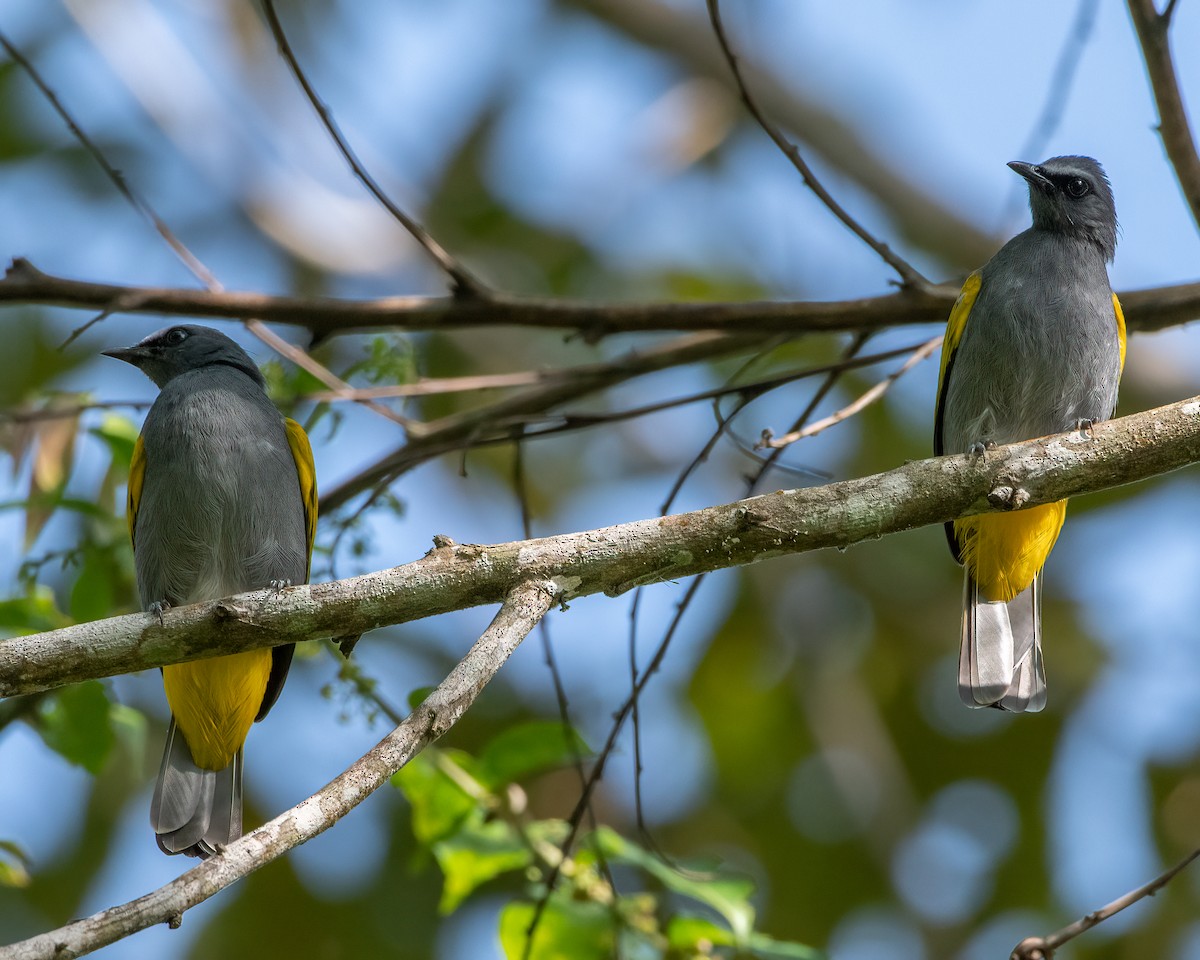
{"left": 935, "top": 156, "right": 1125, "bottom": 712}
{"left": 104, "top": 325, "right": 317, "bottom": 856}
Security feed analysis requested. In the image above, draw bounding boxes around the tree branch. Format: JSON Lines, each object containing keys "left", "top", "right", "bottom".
{"left": 1128, "top": 0, "right": 1200, "bottom": 233}
{"left": 4, "top": 258, "right": 1200, "bottom": 340}
{"left": 7, "top": 393, "right": 1200, "bottom": 697}
{"left": 1011, "top": 845, "right": 1200, "bottom": 959}
{"left": 0, "top": 580, "right": 556, "bottom": 960}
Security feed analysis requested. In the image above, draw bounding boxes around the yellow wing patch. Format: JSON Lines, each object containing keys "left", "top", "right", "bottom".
{"left": 938, "top": 271, "right": 982, "bottom": 396}
{"left": 1113, "top": 292, "right": 1126, "bottom": 376}
{"left": 284, "top": 417, "right": 318, "bottom": 578}
{"left": 127, "top": 432, "right": 146, "bottom": 549}
{"left": 934, "top": 271, "right": 982, "bottom": 457}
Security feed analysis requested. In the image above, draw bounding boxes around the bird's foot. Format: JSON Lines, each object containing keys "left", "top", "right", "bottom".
{"left": 968, "top": 438, "right": 998, "bottom": 456}
{"left": 1075, "top": 418, "right": 1096, "bottom": 438}
{"left": 268, "top": 579, "right": 292, "bottom": 594}
{"left": 148, "top": 600, "right": 171, "bottom": 627}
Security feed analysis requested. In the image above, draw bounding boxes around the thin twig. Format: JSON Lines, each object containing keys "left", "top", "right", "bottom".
{"left": 705, "top": 0, "right": 930, "bottom": 290}
{"left": 0, "top": 39, "right": 404, "bottom": 429}
{"left": 760, "top": 335, "right": 941, "bottom": 449}
{"left": 243, "top": 319, "right": 414, "bottom": 428}
{"left": 1128, "top": 0, "right": 1200, "bottom": 234}
{"left": 306, "top": 371, "right": 549, "bottom": 401}
{"left": 258, "top": 0, "right": 487, "bottom": 299}
{"left": 514, "top": 442, "right": 619, "bottom": 958}
{"left": 1003, "top": 0, "right": 1099, "bottom": 225}
{"left": 0, "top": 30, "right": 218, "bottom": 288}
{"left": 1011, "top": 846, "right": 1200, "bottom": 959}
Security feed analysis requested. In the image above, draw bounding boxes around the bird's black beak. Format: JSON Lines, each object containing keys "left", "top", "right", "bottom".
{"left": 101, "top": 345, "right": 148, "bottom": 367}
{"left": 1008, "top": 160, "right": 1054, "bottom": 192}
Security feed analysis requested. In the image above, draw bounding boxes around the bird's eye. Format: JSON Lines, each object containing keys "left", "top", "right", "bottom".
{"left": 1065, "top": 178, "right": 1090, "bottom": 199}
{"left": 165, "top": 328, "right": 189, "bottom": 346}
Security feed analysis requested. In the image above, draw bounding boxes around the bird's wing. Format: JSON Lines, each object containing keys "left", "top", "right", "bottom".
{"left": 127, "top": 433, "right": 147, "bottom": 549}
{"left": 284, "top": 417, "right": 318, "bottom": 578}
{"left": 934, "top": 270, "right": 982, "bottom": 457}
{"left": 1113, "top": 292, "right": 1126, "bottom": 376}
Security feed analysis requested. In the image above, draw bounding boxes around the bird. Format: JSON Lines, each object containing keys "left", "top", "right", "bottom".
{"left": 934, "top": 156, "right": 1125, "bottom": 713}
{"left": 104, "top": 324, "right": 317, "bottom": 856}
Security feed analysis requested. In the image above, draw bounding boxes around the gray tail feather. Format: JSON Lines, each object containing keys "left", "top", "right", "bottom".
{"left": 150, "top": 717, "right": 243, "bottom": 858}
{"left": 957, "top": 572, "right": 1046, "bottom": 713}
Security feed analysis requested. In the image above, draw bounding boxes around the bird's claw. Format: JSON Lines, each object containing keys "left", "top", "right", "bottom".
{"left": 148, "top": 600, "right": 170, "bottom": 626}
{"left": 968, "top": 439, "right": 997, "bottom": 456}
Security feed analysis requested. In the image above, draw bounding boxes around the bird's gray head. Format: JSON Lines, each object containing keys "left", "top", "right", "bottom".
{"left": 1008, "top": 155, "right": 1117, "bottom": 261}
{"left": 102, "top": 325, "right": 265, "bottom": 389}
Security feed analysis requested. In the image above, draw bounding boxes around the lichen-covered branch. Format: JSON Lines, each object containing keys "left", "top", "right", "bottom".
{"left": 0, "top": 580, "right": 556, "bottom": 960}
{"left": 5, "top": 393, "right": 1200, "bottom": 698}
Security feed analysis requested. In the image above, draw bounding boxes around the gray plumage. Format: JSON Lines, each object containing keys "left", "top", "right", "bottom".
{"left": 936, "top": 156, "right": 1123, "bottom": 712}
{"left": 105, "top": 324, "right": 308, "bottom": 857}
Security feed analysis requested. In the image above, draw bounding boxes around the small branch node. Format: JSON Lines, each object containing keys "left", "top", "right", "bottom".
{"left": 212, "top": 602, "right": 248, "bottom": 623}
{"left": 1010, "top": 937, "right": 1052, "bottom": 960}
{"left": 987, "top": 483, "right": 1030, "bottom": 510}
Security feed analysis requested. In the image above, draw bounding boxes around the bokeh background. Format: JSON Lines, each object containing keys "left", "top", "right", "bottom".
{"left": 2, "top": 0, "right": 1200, "bottom": 957}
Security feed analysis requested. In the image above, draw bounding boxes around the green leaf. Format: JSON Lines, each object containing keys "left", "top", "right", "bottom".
{"left": 110, "top": 703, "right": 148, "bottom": 775}
{"left": 69, "top": 545, "right": 116, "bottom": 623}
{"left": 476, "top": 720, "right": 590, "bottom": 790}
{"left": 593, "top": 827, "right": 756, "bottom": 943}
{"left": 432, "top": 816, "right": 531, "bottom": 913}
{"left": 37, "top": 681, "right": 115, "bottom": 774}
{"left": 89, "top": 413, "right": 140, "bottom": 470}
{"left": 0, "top": 841, "right": 31, "bottom": 888}
{"left": 499, "top": 895, "right": 616, "bottom": 960}
{"left": 0, "top": 586, "right": 70, "bottom": 634}
{"left": 407, "top": 686, "right": 435, "bottom": 710}
{"left": 667, "top": 916, "right": 825, "bottom": 959}
{"left": 391, "top": 752, "right": 477, "bottom": 845}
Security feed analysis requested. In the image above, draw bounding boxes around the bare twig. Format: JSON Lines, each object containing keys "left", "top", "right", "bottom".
{"left": 1128, "top": 0, "right": 1200, "bottom": 234}
{"left": 307, "top": 371, "right": 549, "bottom": 401}
{"left": 1011, "top": 846, "right": 1200, "bottom": 959}
{"left": 0, "top": 581, "right": 555, "bottom": 960}
{"left": 1003, "top": 0, "right": 1099, "bottom": 224}
{"left": 318, "top": 331, "right": 764, "bottom": 512}
{"left": 0, "top": 30, "right": 217, "bottom": 288}
{"left": 0, "top": 36, "right": 405, "bottom": 429}
{"left": 258, "top": 0, "right": 487, "bottom": 299}
{"left": 760, "top": 335, "right": 941, "bottom": 448}
{"left": 243, "top": 318, "right": 414, "bottom": 428}
{"left": 570, "top": 0, "right": 998, "bottom": 270}
{"left": 705, "top": 0, "right": 930, "bottom": 290}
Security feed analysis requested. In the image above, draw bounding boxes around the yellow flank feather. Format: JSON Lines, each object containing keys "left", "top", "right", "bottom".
{"left": 127, "top": 433, "right": 146, "bottom": 548}
{"left": 955, "top": 500, "right": 1067, "bottom": 602}
{"left": 1113, "top": 292, "right": 1126, "bottom": 375}
{"left": 163, "top": 649, "right": 274, "bottom": 770}
{"left": 937, "top": 271, "right": 982, "bottom": 397}
{"left": 284, "top": 417, "right": 318, "bottom": 577}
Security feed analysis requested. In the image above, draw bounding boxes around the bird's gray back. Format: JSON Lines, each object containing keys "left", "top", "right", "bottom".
{"left": 134, "top": 367, "right": 307, "bottom": 609}
{"left": 940, "top": 229, "right": 1121, "bottom": 454}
